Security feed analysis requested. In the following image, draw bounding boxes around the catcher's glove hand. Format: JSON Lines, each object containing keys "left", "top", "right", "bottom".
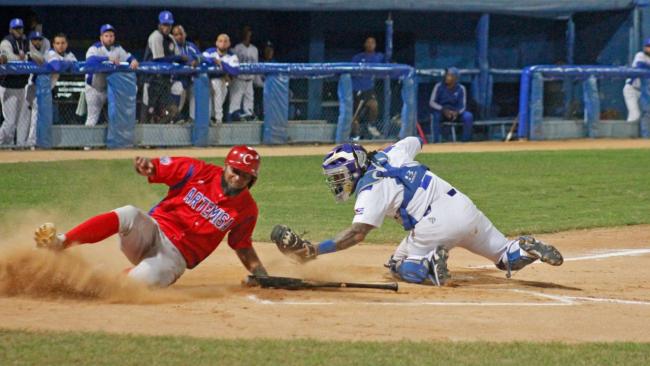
{"left": 270, "top": 224, "right": 317, "bottom": 262}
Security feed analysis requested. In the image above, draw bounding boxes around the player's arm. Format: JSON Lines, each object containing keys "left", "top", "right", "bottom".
{"left": 221, "top": 55, "right": 240, "bottom": 76}
{"left": 330, "top": 222, "right": 375, "bottom": 251}
{"left": 429, "top": 83, "right": 443, "bottom": 110}
{"left": 235, "top": 247, "right": 268, "bottom": 277}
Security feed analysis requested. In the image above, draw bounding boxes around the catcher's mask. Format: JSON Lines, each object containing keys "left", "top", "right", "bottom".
{"left": 322, "top": 143, "right": 368, "bottom": 202}
{"left": 225, "top": 145, "right": 260, "bottom": 188}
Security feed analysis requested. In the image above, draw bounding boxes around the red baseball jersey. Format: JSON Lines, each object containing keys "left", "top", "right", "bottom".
{"left": 147, "top": 157, "right": 258, "bottom": 269}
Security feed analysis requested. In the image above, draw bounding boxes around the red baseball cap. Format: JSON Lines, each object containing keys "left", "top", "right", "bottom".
{"left": 225, "top": 145, "right": 260, "bottom": 186}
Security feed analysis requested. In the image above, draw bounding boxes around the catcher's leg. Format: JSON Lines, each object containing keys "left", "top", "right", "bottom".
{"left": 386, "top": 245, "right": 450, "bottom": 286}
{"left": 495, "top": 236, "right": 564, "bottom": 278}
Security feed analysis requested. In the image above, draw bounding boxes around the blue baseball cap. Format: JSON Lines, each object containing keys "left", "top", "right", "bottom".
{"left": 9, "top": 18, "right": 24, "bottom": 29}
{"left": 644, "top": 38, "right": 650, "bottom": 47}
{"left": 159, "top": 10, "right": 174, "bottom": 25}
{"left": 29, "top": 31, "right": 43, "bottom": 40}
{"left": 446, "top": 67, "right": 460, "bottom": 77}
{"left": 100, "top": 24, "right": 115, "bottom": 35}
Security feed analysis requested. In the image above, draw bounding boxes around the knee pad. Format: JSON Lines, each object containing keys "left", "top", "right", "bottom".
{"left": 394, "top": 256, "right": 432, "bottom": 284}
{"left": 496, "top": 240, "right": 536, "bottom": 275}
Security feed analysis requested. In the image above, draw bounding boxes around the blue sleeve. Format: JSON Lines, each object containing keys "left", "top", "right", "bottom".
{"left": 636, "top": 61, "right": 650, "bottom": 70}
{"left": 453, "top": 86, "right": 466, "bottom": 112}
{"left": 126, "top": 55, "right": 136, "bottom": 63}
{"left": 222, "top": 62, "right": 240, "bottom": 75}
{"left": 85, "top": 55, "right": 109, "bottom": 65}
{"left": 47, "top": 60, "right": 73, "bottom": 72}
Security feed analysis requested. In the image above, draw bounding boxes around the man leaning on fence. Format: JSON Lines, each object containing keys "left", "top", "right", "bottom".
{"left": 351, "top": 36, "right": 385, "bottom": 140}
{"left": 84, "top": 24, "right": 139, "bottom": 128}
{"left": 623, "top": 38, "right": 650, "bottom": 122}
{"left": 171, "top": 24, "right": 200, "bottom": 123}
{"left": 0, "top": 18, "right": 32, "bottom": 147}
{"left": 429, "top": 67, "right": 473, "bottom": 143}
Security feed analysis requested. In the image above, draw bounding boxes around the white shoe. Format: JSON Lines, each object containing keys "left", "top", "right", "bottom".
{"left": 34, "top": 223, "right": 65, "bottom": 250}
{"left": 367, "top": 126, "right": 382, "bottom": 138}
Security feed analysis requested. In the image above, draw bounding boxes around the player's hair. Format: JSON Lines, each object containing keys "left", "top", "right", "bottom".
{"left": 53, "top": 32, "right": 67, "bottom": 41}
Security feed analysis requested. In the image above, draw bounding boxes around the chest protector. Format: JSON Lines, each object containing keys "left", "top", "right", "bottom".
{"left": 355, "top": 152, "right": 430, "bottom": 230}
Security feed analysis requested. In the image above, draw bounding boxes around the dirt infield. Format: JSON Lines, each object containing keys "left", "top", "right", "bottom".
{"left": 2, "top": 139, "right": 650, "bottom": 342}
{"left": 2, "top": 138, "right": 650, "bottom": 164}
{"left": 1, "top": 225, "right": 650, "bottom": 342}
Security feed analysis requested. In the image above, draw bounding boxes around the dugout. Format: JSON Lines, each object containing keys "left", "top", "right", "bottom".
{"left": 1, "top": 1, "right": 650, "bottom": 143}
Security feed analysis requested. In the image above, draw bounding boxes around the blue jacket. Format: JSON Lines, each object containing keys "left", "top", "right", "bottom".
{"left": 429, "top": 82, "right": 467, "bottom": 113}
{"left": 351, "top": 52, "right": 385, "bottom": 92}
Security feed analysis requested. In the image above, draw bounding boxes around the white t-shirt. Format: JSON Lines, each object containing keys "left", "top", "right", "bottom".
{"left": 352, "top": 136, "right": 451, "bottom": 228}
{"left": 627, "top": 51, "right": 650, "bottom": 89}
{"left": 233, "top": 42, "right": 258, "bottom": 81}
{"left": 46, "top": 49, "right": 77, "bottom": 89}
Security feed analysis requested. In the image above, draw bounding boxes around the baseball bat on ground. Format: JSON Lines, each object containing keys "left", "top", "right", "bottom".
{"left": 249, "top": 275, "right": 399, "bottom": 292}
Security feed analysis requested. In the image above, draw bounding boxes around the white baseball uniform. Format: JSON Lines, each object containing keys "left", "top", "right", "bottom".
{"left": 26, "top": 49, "right": 77, "bottom": 146}
{"left": 0, "top": 36, "right": 31, "bottom": 146}
{"left": 84, "top": 42, "right": 135, "bottom": 126}
{"left": 230, "top": 42, "right": 258, "bottom": 118}
{"left": 623, "top": 51, "right": 650, "bottom": 122}
{"left": 352, "top": 136, "right": 517, "bottom": 264}
{"left": 201, "top": 48, "right": 239, "bottom": 123}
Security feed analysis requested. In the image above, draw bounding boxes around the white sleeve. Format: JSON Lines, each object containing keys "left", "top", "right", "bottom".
{"left": 632, "top": 52, "right": 644, "bottom": 67}
{"left": 0, "top": 40, "right": 20, "bottom": 61}
{"left": 45, "top": 50, "right": 58, "bottom": 62}
{"left": 228, "top": 54, "right": 240, "bottom": 67}
{"left": 148, "top": 32, "right": 165, "bottom": 59}
{"left": 118, "top": 46, "right": 133, "bottom": 62}
{"left": 351, "top": 184, "right": 393, "bottom": 228}
{"left": 392, "top": 136, "right": 423, "bottom": 161}
{"left": 68, "top": 53, "right": 78, "bottom": 62}
{"left": 252, "top": 46, "right": 259, "bottom": 63}
{"left": 86, "top": 45, "right": 98, "bottom": 59}
{"left": 429, "top": 83, "right": 443, "bottom": 110}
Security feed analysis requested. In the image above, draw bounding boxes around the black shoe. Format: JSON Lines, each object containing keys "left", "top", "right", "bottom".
{"left": 518, "top": 236, "right": 564, "bottom": 266}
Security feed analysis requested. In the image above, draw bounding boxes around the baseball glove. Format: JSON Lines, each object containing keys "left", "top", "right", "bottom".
{"left": 270, "top": 224, "right": 317, "bottom": 262}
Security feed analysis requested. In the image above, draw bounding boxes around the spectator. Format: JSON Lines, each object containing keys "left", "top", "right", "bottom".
{"left": 202, "top": 33, "right": 239, "bottom": 125}
{"left": 0, "top": 18, "right": 32, "bottom": 146}
{"left": 230, "top": 26, "right": 258, "bottom": 121}
{"left": 27, "top": 33, "right": 77, "bottom": 147}
{"left": 171, "top": 24, "right": 200, "bottom": 123}
{"left": 142, "top": 10, "right": 183, "bottom": 124}
{"left": 623, "top": 38, "right": 650, "bottom": 122}
{"left": 84, "top": 24, "right": 139, "bottom": 127}
{"left": 25, "top": 30, "right": 49, "bottom": 147}
{"left": 254, "top": 40, "right": 275, "bottom": 117}
{"left": 351, "top": 36, "right": 385, "bottom": 140}
{"left": 27, "top": 31, "right": 49, "bottom": 64}
{"left": 429, "top": 67, "right": 473, "bottom": 142}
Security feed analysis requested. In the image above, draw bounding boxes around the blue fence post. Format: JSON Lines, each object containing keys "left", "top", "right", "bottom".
{"left": 476, "top": 13, "right": 490, "bottom": 118}
{"left": 192, "top": 73, "right": 210, "bottom": 146}
{"left": 529, "top": 72, "right": 544, "bottom": 140}
{"left": 335, "top": 73, "right": 353, "bottom": 143}
{"left": 383, "top": 15, "right": 394, "bottom": 131}
{"left": 399, "top": 73, "right": 417, "bottom": 139}
{"left": 263, "top": 74, "right": 289, "bottom": 144}
{"left": 35, "top": 74, "right": 53, "bottom": 148}
{"left": 582, "top": 75, "right": 600, "bottom": 138}
{"left": 106, "top": 72, "right": 137, "bottom": 148}
{"left": 563, "top": 15, "right": 575, "bottom": 119}
{"left": 640, "top": 77, "right": 650, "bottom": 138}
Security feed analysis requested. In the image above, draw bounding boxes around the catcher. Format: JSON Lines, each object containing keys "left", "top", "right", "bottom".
{"left": 271, "top": 137, "right": 563, "bottom": 286}
{"left": 34, "top": 145, "right": 268, "bottom": 287}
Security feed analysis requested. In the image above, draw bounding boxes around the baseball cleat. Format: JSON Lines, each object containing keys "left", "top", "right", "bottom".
{"left": 429, "top": 246, "right": 451, "bottom": 286}
{"left": 34, "top": 223, "right": 65, "bottom": 251}
{"left": 367, "top": 126, "right": 382, "bottom": 138}
{"left": 518, "top": 236, "right": 563, "bottom": 266}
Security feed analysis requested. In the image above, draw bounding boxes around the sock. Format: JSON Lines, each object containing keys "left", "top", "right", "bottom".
{"left": 64, "top": 211, "right": 119, "bottom": 248}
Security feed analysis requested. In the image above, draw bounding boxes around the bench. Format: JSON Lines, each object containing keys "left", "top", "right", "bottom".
{"left": 440, "top": 119, "right": 515, "bottom": 142}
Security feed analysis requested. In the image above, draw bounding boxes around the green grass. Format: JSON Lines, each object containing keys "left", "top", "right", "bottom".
{"left": 1, "top": 149, "right": 650, "bottom": 243}
{"left": 1, "top": 329, "right": 650, "bottom": 366}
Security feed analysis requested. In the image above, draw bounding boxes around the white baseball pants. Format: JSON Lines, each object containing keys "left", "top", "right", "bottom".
{"left": 623, "top": 84, "right": 641, "bottom": 122}
{"left": 229, "top": 78, "right": 254, "bottom": 117}
{"left": 0, "top": 86, "right": 31, "bottom": 146}
{"left": 210, "top": 78, "right": 228, "bottom": 123}
{"left": 113, "top": 205, "right": 186, "bottom": 287}
{"left": 85, "top": 85, "right": 107, "bottom": 126}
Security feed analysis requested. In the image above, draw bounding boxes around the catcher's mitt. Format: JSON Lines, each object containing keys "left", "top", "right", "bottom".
{"left": 270, "top": 224, "right": 317, "bottom": 262}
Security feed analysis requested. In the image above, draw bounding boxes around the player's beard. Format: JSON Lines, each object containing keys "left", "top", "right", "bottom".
{"left": 221, "top": 175, "right": 245, "bottom": 197}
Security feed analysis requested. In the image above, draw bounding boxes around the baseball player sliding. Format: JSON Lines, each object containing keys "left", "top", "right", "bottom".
{"left": 272, "top": 137, "right": 563, "bottom": 285}
{"left": 34, "top": 145, "right": 268, "bottom": 287}
{"left": 84, "top": 24, "right": 139, "bottom": 127}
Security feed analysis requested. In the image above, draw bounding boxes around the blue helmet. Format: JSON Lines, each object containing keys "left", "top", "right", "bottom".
{"left": 322, "top": 143, "right": 368, "bottom": 202}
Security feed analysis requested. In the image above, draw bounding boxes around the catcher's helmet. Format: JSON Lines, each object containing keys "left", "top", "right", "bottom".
{"left": 322, "top": 143, "right": 368, "bottom": 202}
{"left": 225, "top": 145, "right": 260, "bottom": 187}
